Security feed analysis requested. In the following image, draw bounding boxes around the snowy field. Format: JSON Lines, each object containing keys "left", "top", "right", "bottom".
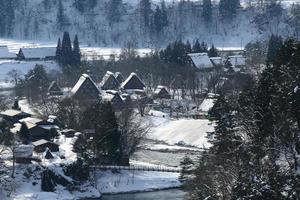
{"left": 0, "top": 38, "right": 152, "bottom": 60}
{"left": 148, "top": 118, "right": 215, "bottom": 148}
{"left": 97, "top": 170, "right": 180, "bottom": 194}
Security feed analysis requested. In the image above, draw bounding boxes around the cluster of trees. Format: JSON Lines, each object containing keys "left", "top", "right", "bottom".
{"left": 15, "top": 65, "right": 50, "bottom": 102}
{"left": 2, "top": 0, "right": 295, "bottom": 46}
{"left": 186, "top": 38, "right": 300, "bottom": 199}
{"left": 0, "top": 0, "right": 14, "bottom": 37}
{"left": 56, "top": 32, "right": 81, "bottom": 67}
{"left": 159, "top": 40, "right": 218, "bottom": 66}
{"left": 55, "top": 99, "right": 148, "bottom": 165}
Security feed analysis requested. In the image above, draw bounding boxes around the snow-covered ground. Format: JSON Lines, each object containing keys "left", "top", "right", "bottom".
{"left": 97, "top": 170, "right": 180, "bottom": 194}
{"left": 148, "top": 118, "right": 214, "bottom": 148}
{"left": 0, "top": 38, "right": 152, "bottom": 60}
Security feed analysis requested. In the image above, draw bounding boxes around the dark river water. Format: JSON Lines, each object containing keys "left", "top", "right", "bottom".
{"left": 101, "top": 189, "right": 187, "bottom": 200}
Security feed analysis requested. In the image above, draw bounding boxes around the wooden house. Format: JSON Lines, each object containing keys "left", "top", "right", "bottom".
{"left": 188, "top": 53, "right": 214, "bottom": 70}
{"left": 19, "top": 117, "right": 58, "bottom": 141}
{"left": 115, "top": 72, "right": 124, "bottom": 83}
{"left": 48, "top": 81, "right": 63, "bottom": 96}
{"left": 100, "top": 71, "right": 120, "bottom": 90}
{"left": 103, "top": 90, "right": 125, "bottom": 111}
{"left": 154, "top": 86, "right": 171, "bottom": 99}
{"left": 17, "top": 47, "right": 56, "bottom": 60}
{"left": 70, "top": 74, "right": 101, "bottom": 104}
{"left": 32, "top": 139, "right": 59, "bottom": 153}
{"left": 121, "top": 73, "right": 146, "bottom": 90}
{"left": 0, "top": 109, "right": 31, "bottom": 124}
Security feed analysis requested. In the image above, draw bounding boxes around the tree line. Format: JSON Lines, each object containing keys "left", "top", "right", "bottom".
{"left": 184, "top": 38, "right": 300, "bottom": 199}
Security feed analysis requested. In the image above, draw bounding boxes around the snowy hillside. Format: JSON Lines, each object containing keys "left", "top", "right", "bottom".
{"left": 0, "top": 0, "right": 296, "bottom": 48}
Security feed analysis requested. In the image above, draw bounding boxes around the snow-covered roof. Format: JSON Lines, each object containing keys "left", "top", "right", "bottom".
{"left": 19, "top": 47, "right": 56, "bottom": 59}
{"left": 32, "top": 139, "right": 58, "bottom": 147}
{"left": 100, "top": 71, "right": 120, "bottom": 90}
{"left": 19, "top": 117, "right": 43, "bottom": 125}
{"left": 71, "top": 74, "right": 100, "bottom": 96}
{"left": 121, "top": 73, "right": 146, "bottom": 90}
{"left": 0, "top": 46, "right": 16, "bottom": 58}
{"left": 228, "top": 55, "right": 246, "bottom": 67}
{"left": 0, "top": 109, "right": 30, "bottom": 117}
{"left": 188, "top": 53, "right": 214, "bottom": 69}
{"left": 154, "top": 85, "right": 169, "bottom": 94}
{"left": 210, "top": 57, "right": 223, "bottom": 65}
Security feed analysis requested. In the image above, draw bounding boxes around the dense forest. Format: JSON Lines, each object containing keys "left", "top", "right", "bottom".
{"left": 0, "top": 0, "right": 298, "bottom": 47}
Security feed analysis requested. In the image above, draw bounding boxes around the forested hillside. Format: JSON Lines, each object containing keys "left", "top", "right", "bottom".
{"left": 0, "top": 0, "right": 298, "bottom": 47}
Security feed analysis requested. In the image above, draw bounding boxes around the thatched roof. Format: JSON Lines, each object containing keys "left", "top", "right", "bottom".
{"left": 100, "top": 71, "right": 120, "bottom": 90}
{"left": 48, "top": 81, "right": 63, "bottom": 95}
{"left": 115, "top": 72, "right": 124, "bottom": 83}
{"left": 121, "top": 73, "right": 145, "bottom": 90}
{"left": 70, "top": 74, "right": 101, "bottom": 102}
{"left": 103, "top": 90, "right": 124, "bottom": 110}
{"left": 154, "top": 85, "right": 171, "bottom": 99}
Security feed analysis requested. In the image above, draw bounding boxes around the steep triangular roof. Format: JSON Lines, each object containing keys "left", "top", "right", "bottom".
{"left": 71, "top": 74, "right": 101, "bottom": 102}
{"left": 100, "top": 71, "right": 120, "bottom": 90}
{"left": 48, "top": 81, "right": 63, "bottom": 95}
{"left": 115, "top": 72, "right": 124, "bottom": 83}
{"left": 44, "top": 148, "right": 54, "bottom": 159}
{"left": 188, "top": 53, "right": 214, "bottom": 69}
{"left": 121, "top": 73, "right": 146, "bottom": 90}
{"left": 154, "top": 85, "right": 171, "bottom": 99}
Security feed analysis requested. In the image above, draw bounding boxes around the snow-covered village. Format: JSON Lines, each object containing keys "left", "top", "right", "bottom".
{"left": 0, "top": 0, "right": 300, "bottom": 200}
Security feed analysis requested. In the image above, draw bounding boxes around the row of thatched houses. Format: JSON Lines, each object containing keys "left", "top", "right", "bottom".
{"left": 48, "top": 71, "right": 171, "bottom": 111}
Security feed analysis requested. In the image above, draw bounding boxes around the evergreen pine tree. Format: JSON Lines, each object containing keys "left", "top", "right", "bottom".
{"left": 208, "top": 44, "right": 219, "bottom": 57}
{"left": 267, "top": 34, "right": 283, "bottom": 64}
{"left": 202, "top": 0, "right": 212, "bottom": 23}
{"left": 61, "top": 32, "right": 73, "bottom": 66}
{"left": 192, "top": 39, "right": 202, "bottom": 53}
{"left": 56, "top": 38, "right": 62, "bottom": 63}
{"left": 19, "top": 122, "right": 30, "bottom": 144}
{"left": 56, "top": 0, "right": 66, "bottom": 31}
{"left": 140, "top": 0, "right": 152, "bottom": 28}
{"left": 72, "top": 35, "right": 81, "bottom": 66}
{"left": 107, "top": 0, "right": 123, "bottom": 26}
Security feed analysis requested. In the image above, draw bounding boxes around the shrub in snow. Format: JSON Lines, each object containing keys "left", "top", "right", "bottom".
{"left": 63, "top": 158, "right": 89, "bottom": 182}
{"left": 41, "top": 168, "right": 74, "bottom": 192}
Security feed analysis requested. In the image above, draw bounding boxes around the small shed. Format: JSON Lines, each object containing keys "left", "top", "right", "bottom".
{"left": 121, "top": 73, "right": 146, "bottom": 90}
{"left": 32, "top": 139, "right": 59, "bottom": 153}
{"left": 100, "top": 71, "right": 120, "bottom": 90}
{"left": 48, "top": 81, "right": 63, "bottom": 96}
{"left": 154, "top": 86, "right": 171, "bottom": 99}
{"left": 15, "top": 145, "right": 34, "bottom": 164}
{"left": 61, "top": 129, "right": 76, "bottom": 138}
{"left": 0, "top": 109, "right": 31, "bottom": 123}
